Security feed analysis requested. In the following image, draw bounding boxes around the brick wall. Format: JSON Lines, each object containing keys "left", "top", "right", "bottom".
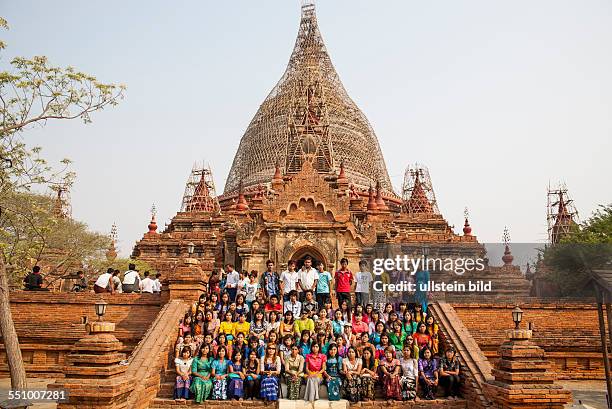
{"left": 0, "top": 291, "right": 162, "bottom": 378}
{"left": 451, "top": 301, "right": 607, "bottom": 380}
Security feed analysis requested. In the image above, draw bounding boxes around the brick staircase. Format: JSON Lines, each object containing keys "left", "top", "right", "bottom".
{"left": 428, "top": 302, "right": 494, "bottom": 409}
{"left": 126, "top": 299, "right": 189, "bottom": 409}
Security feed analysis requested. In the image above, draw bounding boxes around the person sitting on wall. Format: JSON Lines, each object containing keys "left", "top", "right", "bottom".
{"left": 23, "top": 265, "right": 44, "bottom": 291}
{"left": 93, "top": 268, "right": 114, "bottom": 294}
{"left": 72, "top": 270, "right": 88, "bottom": 292}
{"left": 122, "top": 263, "right": 141, "bottom": 293}
{"left": 140, "top": 270, "right": 155, "bottom": 293}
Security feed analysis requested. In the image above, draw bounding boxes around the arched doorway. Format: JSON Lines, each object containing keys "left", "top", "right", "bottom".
{"left": 290, "top": 246, "right": 327, "bottom": 270}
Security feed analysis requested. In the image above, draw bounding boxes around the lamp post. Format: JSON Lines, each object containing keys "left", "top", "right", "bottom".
{"left": 94, "top": 300, "right": 107, "bottom": 321}
{"left": 512, "top": 306, "right": 523, "bottom": 329}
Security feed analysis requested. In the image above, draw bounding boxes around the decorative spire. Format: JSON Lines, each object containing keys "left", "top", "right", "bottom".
{"left": 375, "top": 180, "right": 388, "bottom": 211}
{"left": 147, "top": 204, "right": 158, "bottom": 235}
{"left": 502, "top": 226, "right": 514, "bottom": 266}
{"left": 367, "top": 184, "right": 378, "bottom": 211}
{"left": 405, "top": 170, "right": 434, "bottom": 214}
{"left": 235, "top": 180, "right": 249, "bottom": 212}
{"left": 463, "top": 206, "right": 472, "bottom": 235}
{"left": 106, "top": 223, "right": 118, "bottom": 261}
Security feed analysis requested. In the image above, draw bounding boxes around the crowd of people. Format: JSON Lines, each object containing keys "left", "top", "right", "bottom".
{"left": 172, "top": 257, "right": 461, "bottom": 404}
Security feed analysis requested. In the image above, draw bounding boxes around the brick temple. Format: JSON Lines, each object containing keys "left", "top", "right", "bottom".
{"left": 131, "top": 3, "right": 529, "bottom": 297}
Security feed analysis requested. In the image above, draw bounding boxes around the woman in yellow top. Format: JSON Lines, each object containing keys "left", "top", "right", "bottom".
{"left": 218, "top": 311, "right": 235, "bottom": 345}
{"left": 233, "top": 313, "right": 250, "bottom": 339}
{"left": 279, "top": 311, "right": 296, "bottom": 338}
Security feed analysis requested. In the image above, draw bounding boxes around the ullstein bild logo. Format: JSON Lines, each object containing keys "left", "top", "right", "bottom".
{"left": 372, "top": 255, "right": 486, "bottom": 276}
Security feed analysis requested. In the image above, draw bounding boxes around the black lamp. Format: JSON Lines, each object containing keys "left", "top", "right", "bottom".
{"left": 187, "top": 242, "right": 195, "bottom": 255}
{"left": 512, "top": 306, "right": 523, "bottom": 329}
{"left": 94, "top": 300, "right": 107, "bottom": 321}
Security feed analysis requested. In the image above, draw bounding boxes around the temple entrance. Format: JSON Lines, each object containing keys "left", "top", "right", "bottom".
{"left": 290, "top": 246, "right": 327, "bottom": 270}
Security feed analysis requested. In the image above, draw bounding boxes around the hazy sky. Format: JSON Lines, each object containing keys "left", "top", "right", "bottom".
{"left": 3, "top": 1, "right": 611, "bottom": 257}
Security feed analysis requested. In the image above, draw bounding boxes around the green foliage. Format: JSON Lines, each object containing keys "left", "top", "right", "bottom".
{"left": 543, "top": 204, "right": 612, "bottom": 296}
{"left": 0, "top": 191, "right": 110, "bottom": 286}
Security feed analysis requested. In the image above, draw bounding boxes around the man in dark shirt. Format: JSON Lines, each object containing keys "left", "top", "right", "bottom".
{"left": 24, "top": 266, "right": 43, "bottom": 291}
{"left": 72, "top": 271, "right": 88, "bottom": 292}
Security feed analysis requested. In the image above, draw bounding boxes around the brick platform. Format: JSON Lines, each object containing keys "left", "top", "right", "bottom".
{"left": 0, "top": 291, "right": 162, "bottom": 378}
{"left": 451, "top": 301, "right": 608, "bottom": 380}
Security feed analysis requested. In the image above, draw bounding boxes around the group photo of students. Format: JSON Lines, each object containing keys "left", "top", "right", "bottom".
{"left": 172, "top": 256, "right": 461, "bottom": 404}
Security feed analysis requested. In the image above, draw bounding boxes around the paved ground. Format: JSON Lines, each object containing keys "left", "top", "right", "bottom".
{"left": 0, "top": 378, "right": 57, "bottom": 409}
{"left": 560, "top": 380, "right": 608, "bottom": 409}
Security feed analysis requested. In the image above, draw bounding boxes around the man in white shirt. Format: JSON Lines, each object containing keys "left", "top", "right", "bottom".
{"left": 94, "top": 268, "right": 114, "bottom": 294}
{"left": 355, "top": 260, "right": 373, "bottom": 306}
{"left": 122, "top": 263, "right": 141, "bottom": 293}
{"left": 297, "top": 256, "right": 318, "bottom": 302}
{"left": 279, "top": 260, "right": 300, "bottom": 302}
{"left": 152, "top": 272, "right": 162, "bottom": 293}
{"left": 140, "top": 271, "right": 155, "bottom": 293}
{"left": 283, "top": 290, "right": 302, "bottom": 318}
{"left": 224, "top": 263, "right": 240, "bottom": 301}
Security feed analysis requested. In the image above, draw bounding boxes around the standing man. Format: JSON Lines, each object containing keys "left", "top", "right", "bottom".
{"left": 355, "top": 260, "right": 373, "bottom": 307}
{"left": 315, "top": 261, "right": 333, "bottom": 307}
{"left": 297, "top": 256, "right": 318, "bottom": 302}
{"left": 262, "top": 259, "right": 280, "bottom": 300}
{"left": 279, "top": 260, "right": 299, "bottom": 302}
{"left": 224, "top": 263, "right": 240, "bottom": 301}
{"left": 334, "top": 258, "right": 354, "bottom": 320}
{"left": 122, "top": 263, "right": 141, "bottom": 293}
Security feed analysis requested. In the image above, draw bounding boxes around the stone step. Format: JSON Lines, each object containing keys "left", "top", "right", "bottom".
{"left": 149, "top": 398, "right": 467, "bottom": 409}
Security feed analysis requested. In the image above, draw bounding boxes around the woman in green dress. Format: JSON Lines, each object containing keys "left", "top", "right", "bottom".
{"left": 190, "top": 344, "right": 213, "bottom": 403}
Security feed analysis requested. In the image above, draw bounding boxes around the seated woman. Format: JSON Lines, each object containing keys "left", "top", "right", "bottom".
{"left": 177, "top": 313, "right": 193, "bottom": 344}
{"left": 244, "top": 350, "right": 261, "bottom": 400}
{"left": 315, "top": 308, "right": 333, "bottom": 337}
{"left": 425, "top": 316, "right": 440, "bottom": 356}
{"left": 211, "top": 346, "right": 230, "bottom": 400}
{"left": 260, "top": 344, "right": 281, "bottom": 402}
{"left": 279, "top": 311, "right": 296, "bottom": 339}
{"left": 341, "top": 346, "right": 362, "bottom": 403}
{"left": 369, "top": 320, "right": 385, "bottom": 346}
{"left": 267, "top": 311, "right": 281, "bottom": 335}
{"left": 175, "top": 333, "right": 197, "bottom": 359}
{"left": 219, "top": 312, "right": 236, "bottom": 345}
{"left": 412, "top": 323, "right": 432, "bottom": 354}
{"left": 316, "top": 332, "right": 330, "bottom": 354}
{"left": 250, "top": 310, "right": 267, "bottom": 341}
{"left": 380, "top": 347, "right": 402, "bottom": 402}
{"left": 304, "top": 343, "right": 326, "bottom": 402}
{"left": 297, "top": 329, "right": 312, "bottom": 356}
{"left": 375, "top": 334, "right": 394, "bottom": 361}
{"left": 204, "top": 310, "right": 220, "bottom": 339}
{"left": 284, "top": 344, "right": 305, "bottom": 400}
{"left": 399, "top": 344, "right": 418, "bottom": 401}
{"left": 388, "top": 321, "right": 406, "bottom": 356}
{"left": 213, "top": 333, "right": 233, "bottom": 359}
{"left": 332, "top": 309, "right": 346, "bottom": 338}
{"left": 228, "top": 350, "right": 246, "bottom": 400}
{"left": 439, "top": 347, "right": 461, "bottom": 398}
{"left": 174, "top": 346, "right": 193, "bottom": 402}
{"left": 324, "top": 343, "right": 342, "bottom": 401}
{"left": 418, "top": 347, "right": 438, "bottom": 400}
{"left": 190, "top": 344, "right": 213, "bottom": 403}
{"left": 359, "top": 347, "right": 378, "bottom": 401}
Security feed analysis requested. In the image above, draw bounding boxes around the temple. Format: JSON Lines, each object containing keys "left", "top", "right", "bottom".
{"left": 131, "top": 4, "right": 529, "bottom": 297}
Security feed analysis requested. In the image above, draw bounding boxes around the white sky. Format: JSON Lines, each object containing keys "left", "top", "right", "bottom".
{"left": 3, "top": 0, "right": 611, "bottom": 256}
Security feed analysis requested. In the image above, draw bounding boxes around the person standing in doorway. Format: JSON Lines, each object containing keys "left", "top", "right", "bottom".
{"left": 315, "top": 261, "right": 333, "bottom": 307}
{"left": 298, "top": 256, "right": 318, "bottom": 303}
{"left": 262, "top": 260, "right": 280, "bottom": 300}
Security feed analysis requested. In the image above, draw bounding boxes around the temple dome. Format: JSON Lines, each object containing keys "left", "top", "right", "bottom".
{"left": 223, "top": 3, "right": 393, "bottom": 194}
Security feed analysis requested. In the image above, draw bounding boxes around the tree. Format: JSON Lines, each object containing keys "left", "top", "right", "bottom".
{"left": 0, "top": 191, "right": 110, "bottom": 287}
{"left": 543, "top": 204, "right": 612, "bottom": 297}
{"left": 0, "top": 16, "right": 125, "bottom": 392}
